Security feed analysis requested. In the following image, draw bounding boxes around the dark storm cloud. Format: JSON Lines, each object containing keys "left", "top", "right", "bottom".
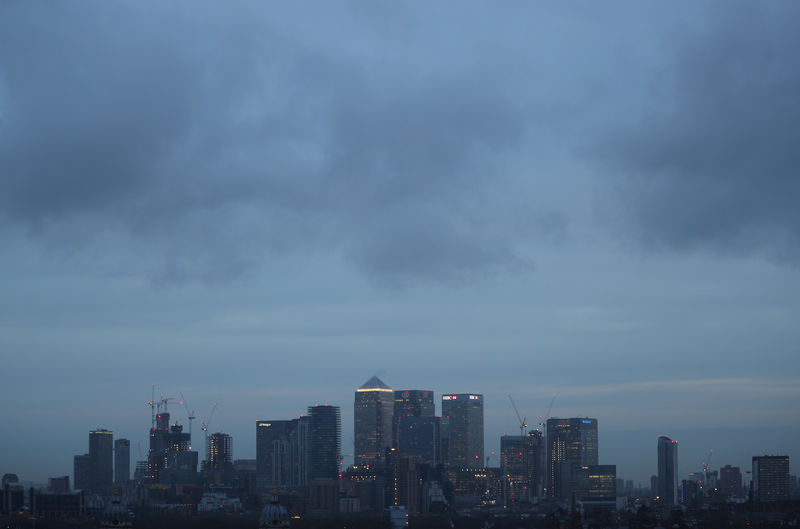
{"left": 595, "top": 4, "right": 800, "bottom": 262}
{"left": 0, "top": 2, "right": 562, "bottom": 284}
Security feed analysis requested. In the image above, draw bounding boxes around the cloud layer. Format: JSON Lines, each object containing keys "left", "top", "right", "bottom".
{"left": 1, "top": 2, "right": 798, "bottom": 286}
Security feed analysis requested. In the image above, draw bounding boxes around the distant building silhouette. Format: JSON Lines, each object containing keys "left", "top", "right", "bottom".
{"left": 657, "top": 435, "right": 679, "bottom": 505}
{"left": 719, "top": 464, "right": 742, "bottom": 498}
{"left": 308, "top": 404, "right": 341, "bottom": 480}
{"left": 752, "top": 455, "right": 790, "bottom": 502}
{"left": 354, "top": 376, "right": 394, "bottom": 468}
{"left": 398, "top": 416, "right": 440, "bottom": 466}
{"left": 393, "top": 389, "right": 435, "bottom": 448}
{"left": 73, "top": 454, "right": 90, "bottom": 491}
{"left": 48, "top": 476, "right": 69, "bottom": 493}
{"left": 546, "top": 418, "right": 598, "bottom": 500}
{"left": 441, "top": 393, "right": 484, "bottom": 470}
{"left": 114, "top": 438, "right": 130, "bottom": 483}
{"left": 89, "top": 429, "right": 113, "bottom": 495}
{"left": 256, "top": 419, "right": 295, "bottom": 487}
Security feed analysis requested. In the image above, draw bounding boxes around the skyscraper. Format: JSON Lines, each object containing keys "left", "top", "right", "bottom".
{"left": 657, "top": 435, "right": 679, "bottom": 505}
{"left": 308, "top": 405, "right": 341, "bottom": 480}
{"left": 752, "top": 455, "right": 790, "bottom": 502}
{"left": 501, "top": 430, "right": 545, "bottom": 504}
{"left": 114, "top": 438, "right": 130, "bottom": 483}
{"left": 89, "top": 429, "right": 113, "bottom": 495}
{"left": 398, "top": 416, "right": 440, "bottom": 466}
{"left": 354, "top": 376, "right": 394, "bottom": 468}
{"left": 256, "top": 420, "right": 294, "bottom": 487}
{"left": 546, "top": 418, "right": 598, "bottom": 500}
{"left": 256, "top": 416, "right": 311, "bottom": 488}
{"left": 393, "top": 390, "right": 435, "bottom": 447}
{"left": 441, "top": 394, "right": 484, "bottom": 469}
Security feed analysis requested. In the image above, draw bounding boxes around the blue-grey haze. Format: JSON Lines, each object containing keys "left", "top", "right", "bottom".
{"left": 0, "top": 1, "right": 798, "bottom": 485}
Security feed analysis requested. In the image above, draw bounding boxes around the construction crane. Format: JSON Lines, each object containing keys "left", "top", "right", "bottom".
{"left": 700, "top": 449, "right": 714, "bottom": 493}
{"left": 179, "top": 392, "right": 196, "bottom": 449}
{"left": 159, "top": 395, "right": 177, "bottom": 415}
{"left": 507, "top": 394, "right": 527, "bottom": 437}
{"left": 536, "top": 393, "right": 557, "bottom": 433}
{"left": 701, "top": 449, "right": 714, "bottom": 473}
{"left": 146, "top": 384, "right": 157, "bottom": 430}
{"left": 200, "top": 402, "right": 218, "bottom": 445}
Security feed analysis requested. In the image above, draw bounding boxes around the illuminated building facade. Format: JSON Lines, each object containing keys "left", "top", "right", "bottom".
{"left": 308, "top": 405, "right": 341, "bottom": 480}
{"left": 576, "top": 464, "right": 617, "bottom": 515}
{"left": 657, "top": 435, "right": 679, "bottom": 505}
{"left": 546, "top": 418, "right": 598, "bottom": 500}
{"left": 89, "top": 429, "right": 113, "bottom": 495}
{"left": 501, "top": 430, "right": 544, "bottom": 504}
{"left": 441, "top": 394, "right": 484, "bottom": 470}
{"left": 147, "top": 413, "right": 193, "bottom": 483}
{"left": 354, "top": 376, "right": 394, "bottom": 468}
{"left": 114, "top": 438, "right": 130, "bottom": 483}
{"left": 208, "top": 432, "right": 233, "bottom": 484}
{"left": 752, "top": 455, "right": 790, "bottom": 502}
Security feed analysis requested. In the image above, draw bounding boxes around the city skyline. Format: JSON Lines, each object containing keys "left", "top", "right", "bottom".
{"left": 1, "top": 0, "right": 799, "bottom": 498}
{"left": 3, "top": 379, "right": 797, "bottom": 488}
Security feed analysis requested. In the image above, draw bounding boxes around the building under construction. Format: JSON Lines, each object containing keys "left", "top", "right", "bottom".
{"left": 144, "top": 396, "right": 200, "bottom": 486}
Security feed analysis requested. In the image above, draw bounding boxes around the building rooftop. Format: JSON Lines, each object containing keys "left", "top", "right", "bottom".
{"left": 357, "top": 376, "right": 391, "bottom": 391}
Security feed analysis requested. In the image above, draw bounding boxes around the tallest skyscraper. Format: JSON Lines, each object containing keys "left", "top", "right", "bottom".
{"left": 354, "top": 376, "right": 394, "bottom": 468}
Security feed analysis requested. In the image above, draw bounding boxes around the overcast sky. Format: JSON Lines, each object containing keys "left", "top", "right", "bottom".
{"left": 1, "top": 1, "right": 798, "bottom": 486}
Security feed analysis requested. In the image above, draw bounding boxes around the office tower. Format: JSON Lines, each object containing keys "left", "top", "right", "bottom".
{"left": 546, "top": 418, "right": 598, "bottom": 500}
{"left": 208, "top": 432, "right": 233, "bottom": 484}
{"left": 256, "top": 420, "right": 294, "bottom": 487}
{"left": 114, "top": 439, "right": 130, "bottom": 483}
{"left": 578, "top": 465, "right": 616, "bottom": 499}
{"left": 354, "top": 376, "right": 394, "bottom": 468}
{"left": 89, "top": 429, "right": 113, "bottom": 494}
{"left": 73, "top": 454, "right": 90, "bottom": 491}
{"left": 308, "top": 405, "right": 341, "bottom": 480}
{"left": 441, "top": 394, "right": 484, "bottom": 470}
{"left": 752, "top": 455, "right": 790, "bottom": 502}
{"left": 393, "top": 390, "right": 435, "bottom": 448}
{"left": 501, "top": 430, "right": 544, "bottom": 504}
{"left": 398, "top": 416, "right": 440, "bottom": 466}
{"left": 719, "top": 465, "right": 742, "bottom": 498}
{"left": 657, "top": 435, "right": 679, "bottom": 505}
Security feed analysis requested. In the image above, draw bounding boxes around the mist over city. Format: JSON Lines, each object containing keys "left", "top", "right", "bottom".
{"left": 1, "top": 1, "right": 799, "bottom": 528}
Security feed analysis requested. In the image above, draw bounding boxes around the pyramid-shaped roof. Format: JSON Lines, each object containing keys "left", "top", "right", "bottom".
{"left": 359, "top": 376, "right": 391, "bottom": 390}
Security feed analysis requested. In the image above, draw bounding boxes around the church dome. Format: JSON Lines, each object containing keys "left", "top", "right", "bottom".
{"left": 258, "top": 493, "right": 290, "bottom": 528}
